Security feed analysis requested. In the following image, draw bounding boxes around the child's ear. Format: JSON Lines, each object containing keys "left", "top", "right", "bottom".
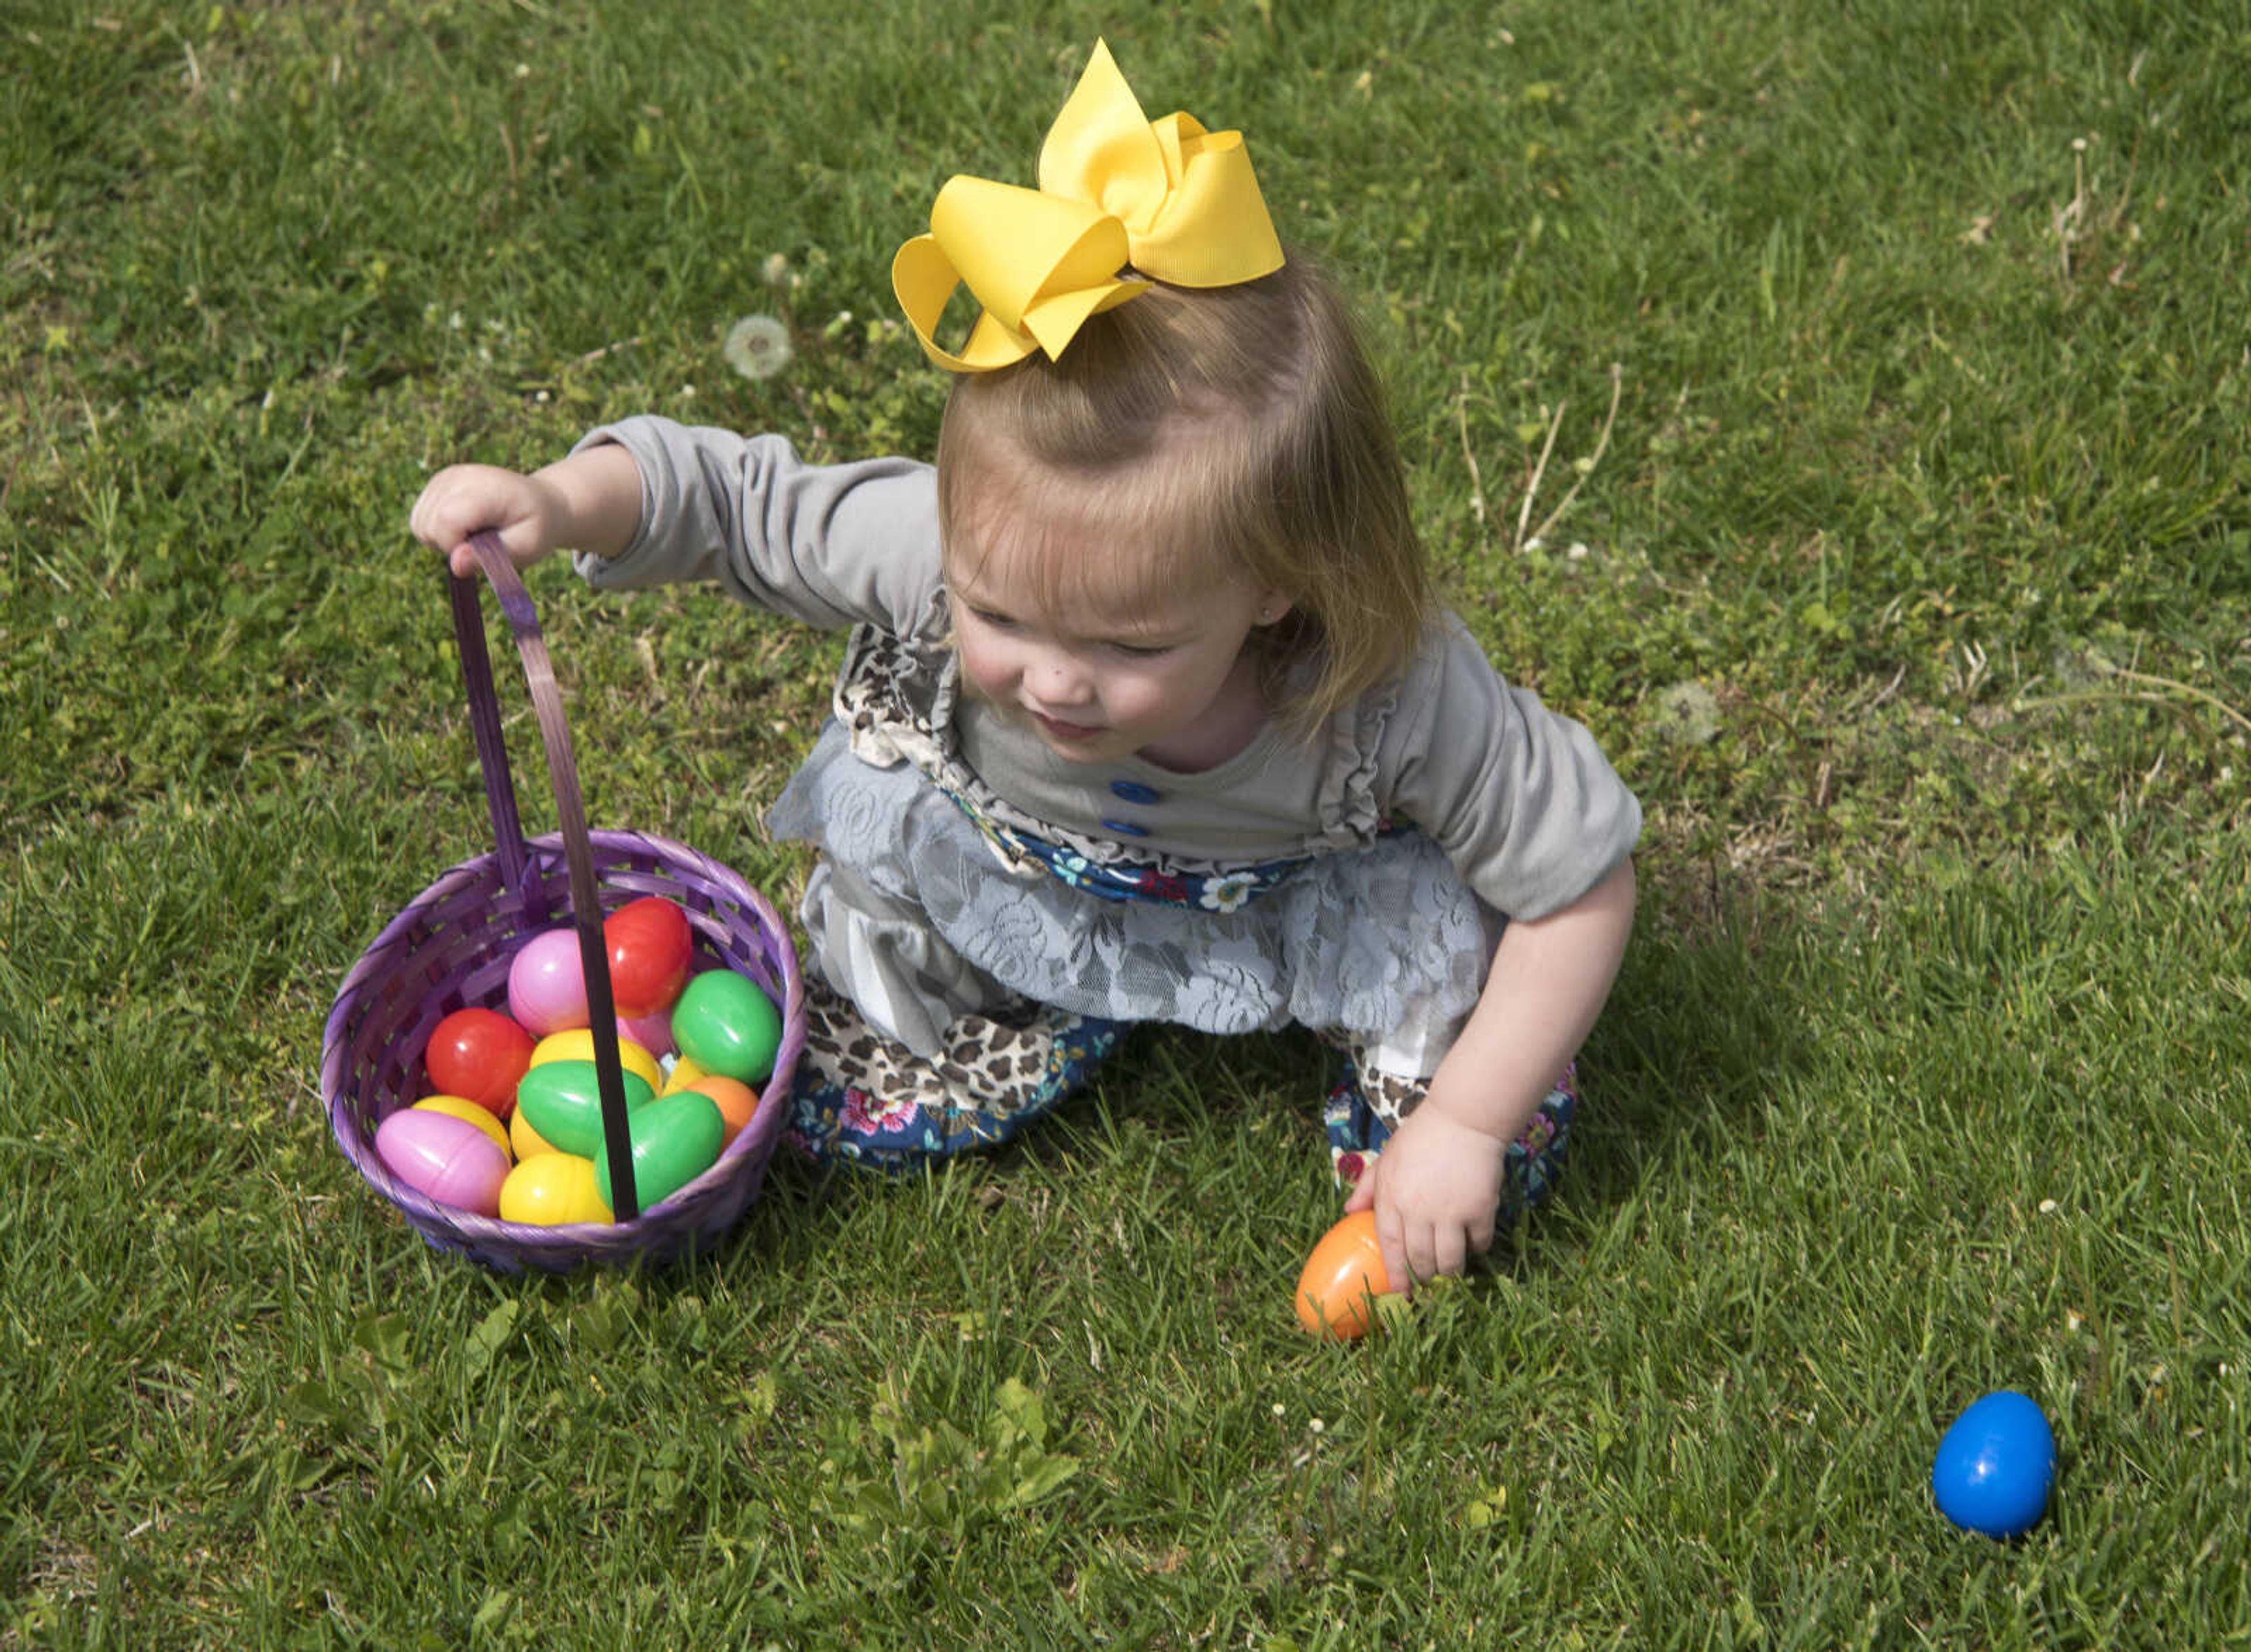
{"left": 1253, "top": 593, "right": 1292, "bottom": 626}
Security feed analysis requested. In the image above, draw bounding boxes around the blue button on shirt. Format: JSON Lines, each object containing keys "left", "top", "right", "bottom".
{"left": 1101, "top": 818, "right": 1151, "bottom": 838}
{"left": 1109, "top": 780, "right": 1162, "bottom": 805}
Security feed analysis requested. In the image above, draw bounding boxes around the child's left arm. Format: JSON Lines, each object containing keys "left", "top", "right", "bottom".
{"left": 1344, "top": 855, "right": 1635, "bottom": 1287}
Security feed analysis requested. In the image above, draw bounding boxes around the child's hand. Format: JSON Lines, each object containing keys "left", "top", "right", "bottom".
{"left": 1342, "top": 1101, "right": 1508, "bottom": 1288}
{"left": 410, "top": 464, "right": 573, "bottom": 578}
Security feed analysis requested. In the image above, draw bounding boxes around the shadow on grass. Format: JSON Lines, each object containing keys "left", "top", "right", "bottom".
{"left": 724, "top": 865, "right": 1813, "bottom": 1291}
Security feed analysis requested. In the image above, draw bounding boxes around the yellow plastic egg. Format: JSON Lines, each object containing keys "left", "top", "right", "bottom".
{"left": 498, "top": 1152, "right": 610, "bottom": 1226}
{"left": 413, "top": 1094, "right": 513, "bottom": 1160}
{"left": 529, "top": 1028, "right": 661, "bottom": 1094}
{"left": 509, "top": 1104, "right": 560, "bottom": 1161}
{"left": 660, "top": 1053, "right": 710, "bottom": 1096}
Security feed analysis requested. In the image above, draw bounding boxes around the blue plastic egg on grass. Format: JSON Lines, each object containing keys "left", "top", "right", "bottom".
{"left": 1932, "top": 1389, "right": 2055, "bottom": 1538}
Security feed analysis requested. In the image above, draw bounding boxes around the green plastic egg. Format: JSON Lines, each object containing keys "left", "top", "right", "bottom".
{"left": 671, "top": 970, "right": 782, "bottom": 1085}
{"left": 514, "top": 1058, "right": 655, "bottom": 1158}
{"left": 594, "top": 1092, "right": 726, "bottom": 1215}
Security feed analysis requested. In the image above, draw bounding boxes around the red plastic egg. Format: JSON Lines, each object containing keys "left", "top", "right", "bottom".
{"left": 604, "top": 896, "right": 695, "bottom": 1017}
{"left": 422, "top": 1007, "right": 535, "bottom": 1118}
{"left": 1295, "top": 1210, "right": 1392, "bottom": 1340}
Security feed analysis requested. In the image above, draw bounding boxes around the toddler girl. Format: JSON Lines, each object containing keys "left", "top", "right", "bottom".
{"left": 409, "top": 42, "right": 1639, "bottom": 1288}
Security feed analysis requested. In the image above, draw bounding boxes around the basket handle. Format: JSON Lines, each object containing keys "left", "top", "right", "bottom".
{"left": 448, "top": 532, "right": 642, "bottom": 1222}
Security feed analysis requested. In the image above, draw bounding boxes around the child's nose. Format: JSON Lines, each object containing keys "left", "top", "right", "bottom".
{"left": 1032, "top": 650, "right": 1093, "bottom": 704}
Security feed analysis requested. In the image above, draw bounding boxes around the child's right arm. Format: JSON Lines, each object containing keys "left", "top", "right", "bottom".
{"left": 410, "top": 423, "right": 943, "bottom": 637}
{"left": 409, "top": 444, "right": 645, "bottom": 577}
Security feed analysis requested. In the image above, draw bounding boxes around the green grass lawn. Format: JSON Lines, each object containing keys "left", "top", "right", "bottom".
{"left": 5, "top": 1, "right": 2249, "bottom": 1644}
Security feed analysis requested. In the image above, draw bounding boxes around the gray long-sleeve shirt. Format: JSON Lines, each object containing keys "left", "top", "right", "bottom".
{"left": 573, "top": 418, "right": 1640, "bottom": 920}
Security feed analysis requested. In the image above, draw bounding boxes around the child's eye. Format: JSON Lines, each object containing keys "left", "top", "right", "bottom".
{"left": 1109, "top": 640, "right": 1174, "bottom": 659}
{"left": 970, "top": 607, "right": 1019, "bottom": 631}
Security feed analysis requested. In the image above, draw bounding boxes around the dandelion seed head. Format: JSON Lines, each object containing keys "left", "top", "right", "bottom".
{"left": 724, "top": 314, "right": 793, "bottom": 382}
{"left": 1650, "top": 680, "right": 1721, "bottom": 747}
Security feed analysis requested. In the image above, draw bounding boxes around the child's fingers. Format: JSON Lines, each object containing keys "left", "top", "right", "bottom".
{"left": 1341, "top": 1158, "right": 1377, "bottom": 1215}
{"left": 410, "top": 465, "right": 535, "bottom": 566}
{"left": 1468, "top": 1208, "right": 1497, "bottom": 1258}
{"left": 1372, "top": 1201, "right": 1413, "bottom": 1297}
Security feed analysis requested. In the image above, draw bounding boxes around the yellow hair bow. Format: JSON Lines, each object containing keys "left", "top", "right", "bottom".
{"left": 893, "top": 40, "right": 1286, "bottom": 373}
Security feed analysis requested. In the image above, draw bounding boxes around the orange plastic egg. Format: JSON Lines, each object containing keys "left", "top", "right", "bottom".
{"left": 1295, "top": 1210, "right": 1392, "bottom": 1339}
{"left": 675, "top": 1074, "right": 757, "bottom": 1145}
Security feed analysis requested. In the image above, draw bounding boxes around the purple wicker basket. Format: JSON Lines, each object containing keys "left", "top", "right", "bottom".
{"left": 321, "top": 532, "right": 805, "bottom": 1272}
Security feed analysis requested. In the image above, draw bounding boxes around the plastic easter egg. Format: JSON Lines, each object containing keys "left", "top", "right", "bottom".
{"left": 681, "top": 1074, "right": 758, "bottom": 1146}
{"left": 671, "top": 970, "right": 782, "bottom": 1085}
{"left": 510, "top": 1104, "right": 560, "bottom": 1161}
{"left": 375, "top": 1109, "right": 511, "bottom": 1216}
{"left": 422, "top": 1007, "right": 535, "bottom": 1117}
{"left": 498, "top": 1153, "right": 610, "bottom": 1226}
{"left": 604, "top": 895, "right": 696, "bottom": 1017}
{"left": 660, "top": 1053, "right": 710, "bottom": 1096}
{"left": 529, "top": 1028, "right": 662, "bottom": 1094}
{"left": 594, "top": 1092, "right": 726, "bottom": 1216}
{"left": 514, "top": 1059, "right": 655, "bottom": 1158}
{"left": 620, "top": 1005, "right": 675, "bottom": 1060}
{"left": 1933, "top": 1390, "right": 2056, "bottom": 1538}
{"left": 507, "top": 927, "right": 589, "bottom": 1038}
{"left": 412, "top": 1094, "right": 514, "bottom": 1159}
{"left": 1295, "top": 1209, "right": 1392, "bottom": 1340}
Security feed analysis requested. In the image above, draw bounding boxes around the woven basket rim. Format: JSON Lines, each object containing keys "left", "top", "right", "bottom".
{"left": 321, "top": 825, "right": 805, "bottom": 1270}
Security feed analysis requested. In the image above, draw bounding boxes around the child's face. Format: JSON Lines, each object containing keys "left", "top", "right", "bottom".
{"left": 945, "top": 524, "right": 1284, "bottom": 767}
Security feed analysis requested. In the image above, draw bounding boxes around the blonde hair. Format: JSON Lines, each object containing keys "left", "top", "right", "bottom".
{"left": 934, "top": 253, "right": 1430, "bottom": 735}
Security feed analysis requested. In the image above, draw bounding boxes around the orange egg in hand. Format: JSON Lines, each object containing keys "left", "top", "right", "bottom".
{"left": 1295, "top": 1209, "right": 1392, "bottom": 1339}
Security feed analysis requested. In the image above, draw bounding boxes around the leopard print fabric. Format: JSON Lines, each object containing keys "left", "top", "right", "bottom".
{"left": 786, "top": 975, "right": 1128, "bottom": 1171}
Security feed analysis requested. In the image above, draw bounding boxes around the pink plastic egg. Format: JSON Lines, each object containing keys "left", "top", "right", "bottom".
{"left": 619, "top": 1005, "right": 675, "bottom": 1060}
{"left": 508, "top": 928, "right": 589, "bottom": 1038}
{"left": 375, "top": 1109, "right": 511, "bottom": 1216}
